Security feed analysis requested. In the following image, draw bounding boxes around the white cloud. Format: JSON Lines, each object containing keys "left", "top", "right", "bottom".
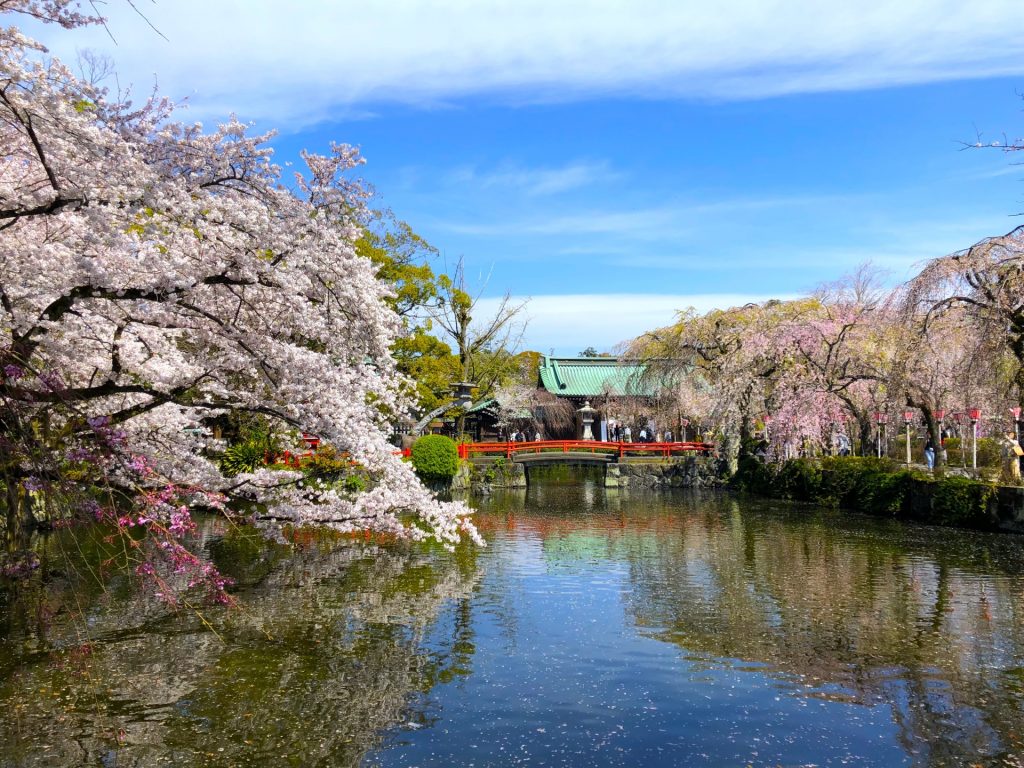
{"left": 432, "top": 193, "right": 852, "bottom": 238}
{"left": 449, "top": 161, "right": 616, "bottom": 196}
{"left": 474, "top": 292, "right": 796, "bottom": 354}
{"left": 26, "top": 0, "right": 1024, "bottom": 127}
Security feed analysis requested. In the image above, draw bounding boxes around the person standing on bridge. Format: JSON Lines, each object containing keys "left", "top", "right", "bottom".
{"left": 534, "top": 430, "right": 542, "bottom": 441}
{"left": 665, "top": 428, "right": 673, "bottom": 442}
{"left": 624, "top": 425, "right": 632, "bottom": 442}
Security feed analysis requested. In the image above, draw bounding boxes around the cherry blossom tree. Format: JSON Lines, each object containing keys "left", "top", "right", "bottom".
{"left": 905, "top": 226, "right": 1024, "bottom": 410}
{"left": 0, "top": 1, "right": 480, "bottom": 568}
{"left": 630, "top": 271, "right": 898, "bottom": 460}
{"left": 779, "top": 269, "right": 895, "bottom": 456}
{"left": 628, "top": 300, "right": 819, "bottom": 466}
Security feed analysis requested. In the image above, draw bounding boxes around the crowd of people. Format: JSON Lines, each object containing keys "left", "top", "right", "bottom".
{"left": 504, "top": 423, "right": 682, "bottom": 444}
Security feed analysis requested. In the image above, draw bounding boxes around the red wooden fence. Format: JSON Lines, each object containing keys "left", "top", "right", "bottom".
{"left": 458, "top": 440, "right": 713, "bottom": 460}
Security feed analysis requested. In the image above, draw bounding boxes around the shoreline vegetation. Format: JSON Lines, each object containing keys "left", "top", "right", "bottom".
{"left": 732, "top": 454, "right": 1024, "bottom": 532}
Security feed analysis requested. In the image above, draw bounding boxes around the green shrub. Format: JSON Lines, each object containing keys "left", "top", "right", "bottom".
{"left": 931, "top": 475, "right": 995, "bottom": 527}
{"left": 774, "top": 458, "right": 823, "bottom": 501}
{"left": 411, "top": 435, "right": 459, "bottom": 481}
{"left": 820, "top": 456, "right": 898, "bottom": 505}
{"left": 853, "top": 469, "right": 912, "bottom": 515}
{"left": 343, "top": 474, "right": 367, "bottom": 493}
{"left": 739, "top": 454, "right": 1000, "bottom": 530}
{"left": 731, "top": 455, "right": 777, "bottom": 495}
{"left": 891, "top": 435, "right": 926, "bottom": 464}
{"left": 220, "top": 441, "right": 267, "bottom": 476}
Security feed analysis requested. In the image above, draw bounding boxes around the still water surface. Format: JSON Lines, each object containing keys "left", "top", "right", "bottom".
{"left": 3, "top": 481, "right": 1024, "bottom": 766}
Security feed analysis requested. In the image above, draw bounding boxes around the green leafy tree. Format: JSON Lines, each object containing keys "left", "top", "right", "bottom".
{"left": 355, "top": 212, "right": 461, "bottom": 412}
{"left": 431, "top": 257, "right": 528, "bottom": 433}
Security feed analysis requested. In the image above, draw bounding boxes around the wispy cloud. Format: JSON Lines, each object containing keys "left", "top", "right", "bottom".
{"left": 29, "top": 0, "right": 1024, "bottom": 126}
{"left": 436, "top": 204, "right": 689, "bottom": 238}
{"left": 449, "top": 161, "right": 617, "bottom": 196}
{"left": 431, "top": 193, "right": 858, "bottom": 239}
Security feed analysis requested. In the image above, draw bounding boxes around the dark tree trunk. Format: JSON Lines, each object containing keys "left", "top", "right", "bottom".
{"left": 858, "top": 415, "right": 874, "bottom": 457}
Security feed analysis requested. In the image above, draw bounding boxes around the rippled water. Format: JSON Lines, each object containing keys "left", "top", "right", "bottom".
{"left": 3, "top": 482, "right": 1024, "bottom": 766}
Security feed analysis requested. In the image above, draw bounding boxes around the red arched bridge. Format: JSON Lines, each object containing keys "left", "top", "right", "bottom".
{"left": 459, "top": 440, "right": 713, "bottom": 465}
{"left": 269, "top": 438, "right": 713, "bottom": 470}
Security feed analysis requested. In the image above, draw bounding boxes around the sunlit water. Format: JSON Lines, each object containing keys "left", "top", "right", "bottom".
{"left": 3, "top": 480, "right": 1024, "bottom": 766}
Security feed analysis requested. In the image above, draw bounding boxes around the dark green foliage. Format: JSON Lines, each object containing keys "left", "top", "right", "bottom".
{"left": 733, "top": 456, "right": 826, "bottom": 502}
{"left": 851, "top": 467, "right": 913, "bottom": 516}
{"left": 218, "top": 413, "right": 281, "bottom": 476}
{"left": 731, "top": 455, "right": 778, "bottom": 496}
{"left": 931, "top": 475, "right": 996, "bottom": 526}
{"left": 819, "top": 456, "right": 897, "bottom": 504}
{"left": 301, "top": 446, "right": 350, "bottom": 481}
{"left": 411, "top": 435, "right": 459, "bottom": 481}
{"left": 738, "top": 454, "right": 998, "bottom": 530}
{"left": 774, "top": 459, "right": 823, "bottom": 502}
{"left": 220, "top": 441, "right": 267, "bottom": 476}
{"left": 216, "top": 412, "right": 280, "bottom": 451}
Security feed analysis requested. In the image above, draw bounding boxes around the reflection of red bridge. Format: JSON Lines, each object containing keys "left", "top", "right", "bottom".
{"left": 459, "top": 440, "right": 714, "bottom": 462}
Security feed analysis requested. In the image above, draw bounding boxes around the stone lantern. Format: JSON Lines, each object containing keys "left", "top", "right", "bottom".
{"left": 578, "top": 400, "right": 597, "bottom": 441}
{"left": 451, "top": 381, "right": 475, "bottom": 409}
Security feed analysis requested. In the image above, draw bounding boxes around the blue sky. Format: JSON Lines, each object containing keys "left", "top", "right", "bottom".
{"left": 32, "top": 0, "right": 1024, "bottom": 353}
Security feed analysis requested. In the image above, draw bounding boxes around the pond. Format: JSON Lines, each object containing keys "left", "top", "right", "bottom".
{"left": 2, "top": 480, "right": 1024, "bottom": 766}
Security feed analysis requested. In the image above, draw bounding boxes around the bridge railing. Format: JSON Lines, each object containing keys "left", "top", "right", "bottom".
{"left": 459, "top": 440, "right": 714, "bottom": 460}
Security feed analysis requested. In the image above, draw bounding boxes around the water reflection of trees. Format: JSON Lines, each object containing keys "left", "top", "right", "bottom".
{"left": 616, "top": 499, "right": 1024, "bottom": 767}
{"left": 481, "top": 487, "right": 1024, "bottom": 766}
{"left": 0, "top": 523, "right": 481, "bottom": 767}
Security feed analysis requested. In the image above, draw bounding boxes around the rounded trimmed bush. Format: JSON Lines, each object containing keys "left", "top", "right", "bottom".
{"left": 411, "top": 434, "right": 459, "bottom": 481}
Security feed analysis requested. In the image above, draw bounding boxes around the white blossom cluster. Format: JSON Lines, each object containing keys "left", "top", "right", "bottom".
{"left": 0, "top": 0, "right": 480, "bottom": 547}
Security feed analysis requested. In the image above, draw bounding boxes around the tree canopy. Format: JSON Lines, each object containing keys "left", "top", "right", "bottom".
{"left": 0, "top": 1, "right": 480, "bottom": 573}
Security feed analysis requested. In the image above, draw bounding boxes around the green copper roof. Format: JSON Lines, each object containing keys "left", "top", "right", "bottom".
{"left": 538, "top": 356, "right": 653, "bottom": 398}
{"left": 466, "top": 398, "right": 497, "bottom": 414}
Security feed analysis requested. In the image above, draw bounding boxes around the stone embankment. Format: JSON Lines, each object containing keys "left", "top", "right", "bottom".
{"left": 603, "top": 457, "right": 722, "bottom": 489}
{"left": 451, "top": 460, "right": 527, "bottom": 495}
{"left": 449, "top": 456, "right": 725, "bottom": 494}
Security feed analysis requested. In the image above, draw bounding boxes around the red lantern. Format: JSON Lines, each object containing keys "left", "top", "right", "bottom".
{"left": 903, "top": 410, "right": 914, "bottom": 424}
{"left": 874, "top": 411, "right": 888, "bottom": 424}
{"left": 967, "top": 407, "right": 981, "bottom": 422}
{"left": 1012, "top": 406, "right": 1022, "bottom": 421}
{"left": 935, "top": 409, "right": 946, "bottom": 421}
